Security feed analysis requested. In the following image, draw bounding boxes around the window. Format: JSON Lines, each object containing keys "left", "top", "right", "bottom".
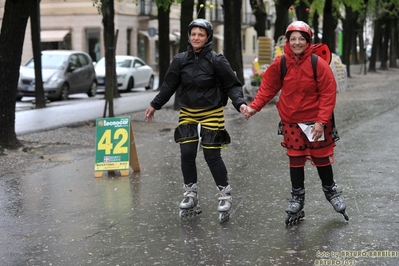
{"left": 78, "top": 54, "right": 90, "bottom": 66}
{"left": 86, "top": 28, "right": 101, "bottom": 62}
{"left": 134, "top": 59, "right": 145, "bottom": 67}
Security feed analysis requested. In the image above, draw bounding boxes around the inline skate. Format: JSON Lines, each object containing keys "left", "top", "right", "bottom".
{"left": 323, "top": 183, "right": 349, "bottom": 221}
{"left": 285, "top": 188, "right": 305, "bottom": 225}
{"left": 178, "top": 183, "right": 202, "bottom": 219}
{"left": 216, "top": 185, "right": 232, "bottom": 224}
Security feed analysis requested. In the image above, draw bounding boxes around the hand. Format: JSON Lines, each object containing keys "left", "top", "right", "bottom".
{"left": 145, "top": 106, "right": 155, "bottom": 121}
{"left": 244, "top": 106, "right": 258, "bottom": 120}
{"left": 311, "top": 122, "right": 324, "bottom": 141}
{"left": 239, "top": 104, "right": 248, "bottom": 117}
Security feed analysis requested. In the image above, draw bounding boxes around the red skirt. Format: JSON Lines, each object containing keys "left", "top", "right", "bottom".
{"left": 278, "top": 119, "right": 339, "bottom": 158}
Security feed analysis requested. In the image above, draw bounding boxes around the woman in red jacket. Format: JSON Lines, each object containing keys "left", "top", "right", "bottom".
{"left": 244, "top": 21, "right": 348, "bottom": 225}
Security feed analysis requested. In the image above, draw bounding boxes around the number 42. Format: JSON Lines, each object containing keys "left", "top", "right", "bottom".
{"left": 98, "top": 128, "right": 128, "bottom": 155}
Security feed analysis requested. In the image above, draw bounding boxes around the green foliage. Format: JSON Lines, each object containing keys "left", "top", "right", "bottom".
{"left": 156, "top": 0, "right": 175, "bottom": 11}
{"left": 341, "top": 0, "right": 365, "bottom": 11}
{"left": 311, "top": 0, "right": 325, "bottom": 15}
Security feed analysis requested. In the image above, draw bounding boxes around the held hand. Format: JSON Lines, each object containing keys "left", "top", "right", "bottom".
{"left": 145, "top": 106, "right": 155, "bottom": 121}
{"left": 239, "top": 104, "right": 248, "bottom": 117}
{"left": 245, "top": 106, "right": 258, "bottom": 120}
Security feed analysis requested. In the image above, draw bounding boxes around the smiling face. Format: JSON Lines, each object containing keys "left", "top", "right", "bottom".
{"left": 190, "top": 27, "right": 208, "bottom": 51}
{"left": 289, "top": 31, "right": 307, "bottom": 55}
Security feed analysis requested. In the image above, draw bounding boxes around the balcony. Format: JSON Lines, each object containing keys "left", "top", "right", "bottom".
{"left": 138, "top": 0, "right": 157, "bottom": 17}
{"left": 209, "top": 8, "right": 256, "bottom": 26}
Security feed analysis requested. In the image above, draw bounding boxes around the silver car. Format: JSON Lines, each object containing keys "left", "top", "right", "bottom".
{"left": 17, "top": 50, "right": 97, "bottom": 101}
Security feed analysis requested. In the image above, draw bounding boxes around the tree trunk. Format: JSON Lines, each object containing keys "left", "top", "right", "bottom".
{"left": 157, "top": 4, "right": 171, "bottom": 92}
{"left": 379, "top": 18, "right": 390, "bottom": 70}
{"left": 223, "top": 0, "right": 244, "bottom": 84}
{"left": 273, "top": 0, "right": 294, "bottom": 44}
{"left": 295, "top": 0, "right": 311, "bottom": 23}
{"left": 355, "top": 4, "right": 368, "bottom": 75}
{"left": 368, "top": 18, "right": 381, "bottom": 72}
{"left": 174, "top": 0, "right": 194, "bottom": 110}
{"left": 30, "top": 0, "right": 46, "bottom": 108}
{"left": 179, "top": 0, "right": 193, "bottom": 53}
{"left": 249, "top": 0, "right": 267, "bottom": 38}
{"left": 196, "top": 0, "right": 205, "bottom": 19}
{"left": 312, "top": 12, "right": 320, "bottom": 43}
{"left": 113, "top": 30, "right": 120, "bottom": 98}
{"left": 0, "top": 0, "right": 31, "bottom": 151}
{"left": 389, "top": 17, "right": 398, "bottom": 68}
{"left": 342, "top": 5, "right": 356, "bottom": 77}
{"left": 102, "top": 0, "right": 115, "bottom": 117}
{"left": 322, "top": 0, "right": 337, "bottom": 52}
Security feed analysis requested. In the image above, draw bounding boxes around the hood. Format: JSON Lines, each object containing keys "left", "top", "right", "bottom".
{"left": 19, "top": 66, "right": 62, "bottom": 82}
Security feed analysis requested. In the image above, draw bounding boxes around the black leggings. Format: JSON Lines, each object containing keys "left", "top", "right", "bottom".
{"left": 180, "top": 142, "right": 228, "bottom": 187}
{"left": 290, "top": 165, "right": 334, "bottom": 189}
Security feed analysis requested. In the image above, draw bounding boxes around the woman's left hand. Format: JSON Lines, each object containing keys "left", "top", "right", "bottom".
{"left": 145, "top": 106, "right": 156, "bottom": 121}
{"left": 311, "top": 122, "right": 324, "bottom": 141}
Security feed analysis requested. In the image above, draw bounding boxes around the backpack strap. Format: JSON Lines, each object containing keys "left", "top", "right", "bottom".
{"left": 280, "top": 53, "right": 318, "bottom": 81}
{"left": 310, "top": 53, "right": 318, "bottom": 80}
{"left": 280, "top": 55, "right": 287, "bottom": 81}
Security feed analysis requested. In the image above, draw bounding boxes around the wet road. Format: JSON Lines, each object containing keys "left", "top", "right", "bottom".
{"left": 1, "top": 67, "right": 399, "bottom": 265}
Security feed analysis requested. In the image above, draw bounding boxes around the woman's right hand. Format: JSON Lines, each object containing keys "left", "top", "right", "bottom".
{"left": 244, "top": 106, "right": 258, "bottom": 120}
{"left": 145, "top": 106, "right": 156, "bottom": 121}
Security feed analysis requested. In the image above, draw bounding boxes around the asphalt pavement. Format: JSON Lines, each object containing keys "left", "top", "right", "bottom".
{"left": 4, "top": 63, "right": 399, "bottom": 266}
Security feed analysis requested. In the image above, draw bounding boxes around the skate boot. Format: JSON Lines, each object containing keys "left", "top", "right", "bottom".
{"left": 285, "top": 188, "right": 305, "bottom": 225}
{"left": 323, "top": 183, "right": 349, "bottom": 221}
{"left": 216, "top": 185, "right": 232, "bottom": 224}
{"left": 178, "top": 183, "right": 202, "bottom": 219}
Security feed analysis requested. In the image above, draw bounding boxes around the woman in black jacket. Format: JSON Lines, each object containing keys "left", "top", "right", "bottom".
{"left": 145, "top": 19, "right": 247, "bottom": 223}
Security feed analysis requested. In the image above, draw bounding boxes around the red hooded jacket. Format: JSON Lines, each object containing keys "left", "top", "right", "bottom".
{"left": 249, "top": 42, "right": 336, "bottom": 124}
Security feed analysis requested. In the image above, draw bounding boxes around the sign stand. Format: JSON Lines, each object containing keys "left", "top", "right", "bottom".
{"left": 94, "top": 116, "right": 140, "bottom": 178}
{"left": 119, "top": 123, "right": 140, "bottom": 176}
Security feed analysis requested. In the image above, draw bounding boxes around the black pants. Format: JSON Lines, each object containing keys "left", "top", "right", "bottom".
{"left": 180, "top": 141, "right": 228, "bottom": 187}
{"left": 290, "top": 165, "right": 334, "bottom": 189}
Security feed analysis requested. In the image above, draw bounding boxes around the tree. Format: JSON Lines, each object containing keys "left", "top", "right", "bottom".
{"left": 341, "top": 4, "right": 357, "bottom": 77}
{"left": 29, "top": 0, "right": 46, "bottom": 108}
{"left": 368, "top": 17, "right": 381, "bottom": 72}
{"left": 362, "top": 0, "right": 399, "bottom": 72}
{"left": 174, "top": 0, "right": 194, "bottom": 110}
{"left": 0, "top": 0, "right": 31, "bottom": 151}
{"left": 389, "top": 17, "right": 398, "bottom": 68}
{"left": 249, "top": 0, "right": 267, "bottom": 38}
{"left": 295, "top": 0, "right": 312, "bottom": 22}
{"left": 196, "top": 0, "right": 206, "bottom": 18}
{"left": 93, "top": 0, "right": 118, "bottom": 117}
{"left": 179, "top": 0, "right": 194, "bottom": 53}
{"left": 222, "top": 0, "right": 244, "bottom": 84}
{"left": 273, "top": 0, "right": 295, "bottom": 43}
{"left": 322, "top": 0, "right": 338, "bottom": 53}
{"left": 157, "top": 2, "right": 172, "bottom": 91}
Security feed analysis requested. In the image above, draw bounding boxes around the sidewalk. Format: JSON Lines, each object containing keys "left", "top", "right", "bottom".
{"left": 15, "top": 91, "right": 173, "bottom": 135}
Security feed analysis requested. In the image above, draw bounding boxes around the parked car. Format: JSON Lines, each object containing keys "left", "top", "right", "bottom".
{"left": 17, "top": 50, "right": 97, "bottom": 101}
{"left": 95, "top": 55, "right": 154, "bottom": 92}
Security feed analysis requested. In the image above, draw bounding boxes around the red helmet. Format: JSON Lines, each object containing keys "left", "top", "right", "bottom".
{"left": 285, "top": 21, "right": 312, "bottom": 39}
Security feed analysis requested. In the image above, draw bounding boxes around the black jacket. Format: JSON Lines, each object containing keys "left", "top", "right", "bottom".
{"left": 150, "top": 42, "right": 246, "bottom": 112}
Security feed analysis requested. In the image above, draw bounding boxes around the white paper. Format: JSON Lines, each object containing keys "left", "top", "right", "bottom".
{"left": 197, "top": 123, "right": 202, "bottom": 151}
{"left": 298, "top": 123, "right": 325, "bottom": 142}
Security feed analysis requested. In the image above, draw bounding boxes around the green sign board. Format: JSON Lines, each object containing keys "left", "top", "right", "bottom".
{"left": 95, "top": 116, "right": 130, "bottom": 171}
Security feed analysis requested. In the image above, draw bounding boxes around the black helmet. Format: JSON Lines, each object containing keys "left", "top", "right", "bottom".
{"left": 188, "top": 19, "right": 213, "bottom": 44}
